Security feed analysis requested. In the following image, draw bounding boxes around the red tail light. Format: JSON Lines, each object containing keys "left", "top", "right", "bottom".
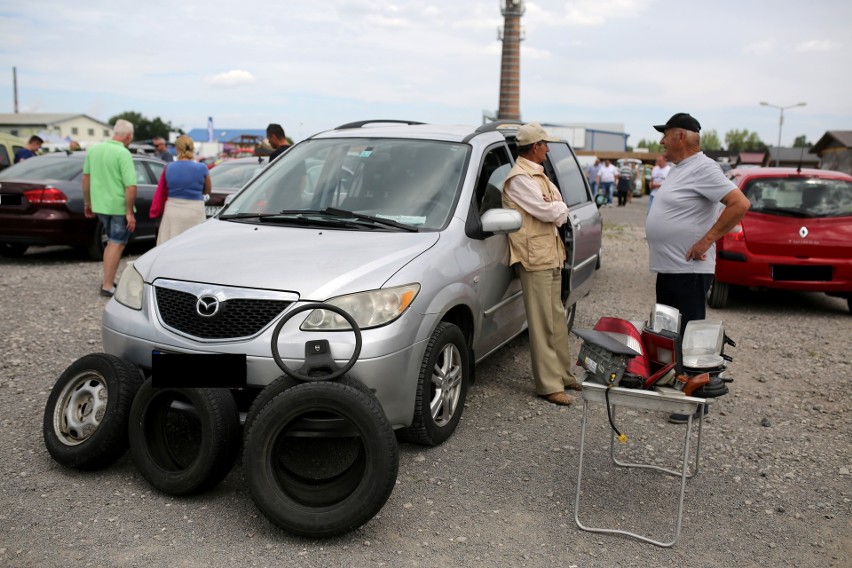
{"left": 23, "top": 187, "right": 68, "bottom": 205}
{"left": 723, "top": 222, "right": 745, "bottom": 242}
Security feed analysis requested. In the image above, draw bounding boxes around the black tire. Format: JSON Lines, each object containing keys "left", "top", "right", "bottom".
{"left": 707, "top": 278, "right": 729, "bottom": 309}
{"left": 43, "top": 353, "right": 144, "bottom": 470}
{"left": 397, "top": 322, "right": 469, "bottom": 446}
{"left": 243, "top": 375, "right": 373, "bottom": 443}
{"left": 0, "top": 243, "right": 28, "bottom": 257}
{"left": 128, "top": 379, "right": 241, "bottom": 496}
{"left": 244, "top": 381, "right": 398, "bottom": 538}
{"left": 86, "top": 221, "right": 107, "bottom": 261}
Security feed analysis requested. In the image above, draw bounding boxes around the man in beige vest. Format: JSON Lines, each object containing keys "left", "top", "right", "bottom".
{"left": 502, "top": 123, "right": 581, "bottom": 405}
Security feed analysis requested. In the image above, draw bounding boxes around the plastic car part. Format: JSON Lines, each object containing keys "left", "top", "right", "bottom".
{"left": 128, "top": 379, "right": 240, "bottom": 496}
{"left": 270, "top": 303, "right": 362, "bottom": 381}
{"left": 397, "top": 322, "right": 470, "bottom": 446}
{"left": 43, "top": 353, "right": 144, "bottom": 469}
{"left": 243, "top": 381, "right": 399, "bottom": 537}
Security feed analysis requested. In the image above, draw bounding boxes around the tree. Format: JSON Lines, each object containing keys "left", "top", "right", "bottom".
{"left": 793, "top": 135, "right": 810, "bottom": 148}
{"left": 725, "top": 129, "right": 766, "bottom": 152}
{"left": 637, "top": 139, "right": 662, "bottom": 152}
{"left": 107, "top": 111, "right": 183, "bottom": 141}
{"left": 700, "top": 129, "right": 722, "bottom": 151}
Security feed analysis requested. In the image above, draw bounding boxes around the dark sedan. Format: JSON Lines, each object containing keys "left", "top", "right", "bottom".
{"left": 206, "top": 156, "right": 268, "bottom": 216}
{"left": 0, "top": 151, "right": 164, "bottom": 259}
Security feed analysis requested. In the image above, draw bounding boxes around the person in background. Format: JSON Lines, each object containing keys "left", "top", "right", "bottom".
{"left": 266, "top": 123, "right": 290, "bottom": 161}
{"left": 502, "top": 123, "right": 583, "bottom": 406}
{"left": 14, "top": 135, "right": 44, "bottom": 163}
{"left": 152, "top": 137, "right": 174, "bottom": 162}
{"left": 82, "top": 120, "right": 137, "bottom": 297}
{"left": 596, "top": 158, "right": 618, "bottom": 207}
{"left": 649, "top": 155, "right": 670, "bottom": 210}
{"left": 616, "top": 160, "right": 634, "bottom": 206}
{"left": 68, "top": 140, "right": 82, "bottom": 151}
{"left": 157, "top": 135, "right": 211, "bottom": 245}
{"left": 645, "top": 112, "right": 750, "bottom": 423}
{"left": 586, "top": 158, "right": 601, "bottom": 197}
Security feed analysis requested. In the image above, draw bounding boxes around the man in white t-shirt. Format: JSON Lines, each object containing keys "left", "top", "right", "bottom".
{"left": 648, "top": 155, "right": 670, "bottom": 209}
{"left": 596, "top": 159, "right": 618, "bottom": 207}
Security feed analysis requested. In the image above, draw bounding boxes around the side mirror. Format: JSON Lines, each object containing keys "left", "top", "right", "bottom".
{"left": 480, "top": 208, "right": 522, "bottom": 234}
{"left": 595, "top": 194, "right": 608, "bottom": 208}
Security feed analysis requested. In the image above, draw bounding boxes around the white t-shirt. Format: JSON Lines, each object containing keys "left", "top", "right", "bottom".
{"left": 645, "top": 152, "right": 737, "bottom": 274}
{"left": 598, "top": 163, "right": 618, "bottom": 183}
{"left": 650, "top": 163, "right": 671, "bottom": 196}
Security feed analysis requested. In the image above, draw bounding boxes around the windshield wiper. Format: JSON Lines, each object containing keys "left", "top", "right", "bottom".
{"left": 323, "top": 207, "right": 419, "bottom": 232}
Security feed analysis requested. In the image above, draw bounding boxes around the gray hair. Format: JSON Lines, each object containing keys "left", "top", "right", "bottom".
{"left": 113, "top": 119, "right": 134, "bottom": 138}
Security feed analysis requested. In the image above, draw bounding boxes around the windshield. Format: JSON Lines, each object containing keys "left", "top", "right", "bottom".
{"left": 221, "top": 137, "right": 469, "bottom": 230}
{"left": 209, "top": 161, "right": 266, "bottom": 190}
{"left": 0, "top": 155, "right": 82, "bottom": 181}
{"left": 742, "top": 176, "right": 852, "bottom": 218}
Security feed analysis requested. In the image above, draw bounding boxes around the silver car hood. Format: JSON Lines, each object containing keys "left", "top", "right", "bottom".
{"left": 133, "top": 219, "right": 439, "bottom": 299}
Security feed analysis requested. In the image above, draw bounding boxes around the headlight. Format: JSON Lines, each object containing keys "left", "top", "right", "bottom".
{"left": 301, "top": 284, "right": 420, "bottom": 330}
{"left": 114, "top": 263, "right": 144, "bottom": 310}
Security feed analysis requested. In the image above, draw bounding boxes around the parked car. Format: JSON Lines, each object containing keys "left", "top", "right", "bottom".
{"left": 709, "top": 167, "right": 852, "bottom": 311}
{"left": 206, "top": 156, "right": 268, "bottom": 216}
{"left": 0, "top": 151, "right": 164, "bottom": 258}
{"left": 0, "top": 132, "right": 27, "bottom": 172}
{"left": 103, "top": 120, "right": 604, "bottom": 446}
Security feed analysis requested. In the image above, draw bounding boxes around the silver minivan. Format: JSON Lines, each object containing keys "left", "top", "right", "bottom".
{"left": 103, "top": 120, "right": 602, "bottom": 446}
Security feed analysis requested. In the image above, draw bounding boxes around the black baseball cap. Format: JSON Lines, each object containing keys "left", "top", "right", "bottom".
{"left": 653, "top": 112, "right": 701, "bottom": 133}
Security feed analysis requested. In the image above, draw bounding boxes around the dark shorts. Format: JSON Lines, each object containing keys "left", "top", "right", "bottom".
{"left": 655, "top": 273, "right": 714, "bottom": 335}
{"left": 96, "top": 214, "right": 131, "bottom": 245}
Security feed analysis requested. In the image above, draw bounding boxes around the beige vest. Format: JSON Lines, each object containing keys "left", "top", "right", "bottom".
{"left": 502, "top": 158, "right": 567, "bottom": 271}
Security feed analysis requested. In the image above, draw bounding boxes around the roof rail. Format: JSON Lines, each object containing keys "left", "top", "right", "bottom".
{"left": 335, "top": 119, "right": 426, "bottom": 130}
{"left": 474, "top": 120, "right": 525, "bottom": 134}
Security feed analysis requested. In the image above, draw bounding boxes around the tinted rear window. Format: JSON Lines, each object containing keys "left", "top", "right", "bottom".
{"left": 742, "top": 176, "right": 852, "bottom": 218}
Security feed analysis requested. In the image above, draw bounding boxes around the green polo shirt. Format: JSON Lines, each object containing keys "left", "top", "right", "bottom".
{"left": 83, "top": 139, "right": 137, "bottom": 215}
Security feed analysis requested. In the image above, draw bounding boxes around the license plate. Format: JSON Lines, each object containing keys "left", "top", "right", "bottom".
{"left": 152, "top": 352, "right": 247, "bottom": 388}
{"left": 205, "top": 205, "right": 222, "bottom": 217}
{"left": 0, "top": 193, "right": 23, "bottom": 206}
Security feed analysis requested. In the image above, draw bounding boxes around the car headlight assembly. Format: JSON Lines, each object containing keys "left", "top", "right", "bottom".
{"left": 301, "top": 284, "right": 420, "bottom": 330}
{"left": 114, "top": 263, "right": 144, "bottom": 310}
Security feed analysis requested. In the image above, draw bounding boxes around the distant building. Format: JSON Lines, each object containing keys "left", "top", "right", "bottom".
{"left": 544, "top": 123, "right": 628, "bottom": 153}
{"left": 810, "top": 130, "right": 852, "bottom": 175}
{"left": 0, "top": 113, "right": 112, "bottom": 144}
{"left": 763, "top": 146, "right": 820, "bottom": 168}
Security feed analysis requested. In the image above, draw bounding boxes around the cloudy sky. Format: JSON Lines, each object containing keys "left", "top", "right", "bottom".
{"left": 1, "top": 0, "right": 850, "bottom": 148}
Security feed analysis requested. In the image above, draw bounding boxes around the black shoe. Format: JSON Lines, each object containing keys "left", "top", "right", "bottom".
{"left": 668, "top": 405, "right": 709, "bottom": 424}
{"left": 99, "top": 287, "right": 115, "bottom": 298}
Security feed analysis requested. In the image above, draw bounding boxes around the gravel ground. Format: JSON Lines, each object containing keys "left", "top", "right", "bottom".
{"left": 1, "top": 199, "right": 849, "bottom": 567}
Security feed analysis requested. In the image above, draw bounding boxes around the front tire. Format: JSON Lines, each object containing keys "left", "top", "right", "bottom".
{"left": 398, "top": 322, "right": 469, "bottom": 446}
{"left": 707, "top": 279, "right": 729, "bottom": 309}
{"left": 43, "top": 353, "right": 143, "bottom": 469}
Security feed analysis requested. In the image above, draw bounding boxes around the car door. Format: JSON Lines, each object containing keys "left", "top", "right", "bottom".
{"left": 466, "top": 143, "right": 527, "bottom": 360}
{"left": 544, "top": 142, "right": 602, "bottom": 306}
{"left": 132, "top": 159, "right": 161, "bottom": 239}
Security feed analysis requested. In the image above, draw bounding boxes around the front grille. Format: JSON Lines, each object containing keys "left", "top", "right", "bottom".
{"left": 155, "top": 286, "right": 290, "bottom": 339}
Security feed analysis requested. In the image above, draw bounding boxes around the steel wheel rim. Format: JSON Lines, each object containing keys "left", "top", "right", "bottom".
{"left": 429, "top": 343, "right": 462, "bottom": 427}
{"left": 53, "top": 372, "right": 108, "bottom": 446}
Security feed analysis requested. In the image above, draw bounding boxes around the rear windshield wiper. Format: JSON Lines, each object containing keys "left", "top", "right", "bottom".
{"left": 323, "top": 207, "right": 419, "bottom": 232}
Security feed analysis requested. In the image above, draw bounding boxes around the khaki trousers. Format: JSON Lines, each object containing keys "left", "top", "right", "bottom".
{"left": 517, "top": 265, "right": 577, "bottom": 395}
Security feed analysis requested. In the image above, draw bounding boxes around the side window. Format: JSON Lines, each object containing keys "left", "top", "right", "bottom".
{"left": 147, "top": 160, "right": 165, "bottom": 183}
{"left": 475, "top": 145, "right": 513, "bottom": 214}
{"left": 546, "top": 142, "right": 591, "bottom": 207}
{"left": 0, "top": 146, "right": 9, "bottom": 170}
{"left": 134, "top": 160, "right": 153, "bottom": 184}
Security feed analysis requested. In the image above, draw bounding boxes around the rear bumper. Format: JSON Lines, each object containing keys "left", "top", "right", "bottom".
{"left": 716, "top": 254, "right": 852, "bottom": 293}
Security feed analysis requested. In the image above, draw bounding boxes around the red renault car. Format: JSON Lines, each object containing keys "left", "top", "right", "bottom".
{"left": 709, "top": 167, "right": 852, "bottom": 311}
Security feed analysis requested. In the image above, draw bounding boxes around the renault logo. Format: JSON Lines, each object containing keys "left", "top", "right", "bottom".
{"left": 799, "top": 226, "right": 809, "bottom": 239}
{"left": 196, "top": 295, "right": 221, "bottom": 318}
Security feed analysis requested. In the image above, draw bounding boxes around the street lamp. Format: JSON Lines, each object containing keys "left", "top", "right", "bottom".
{"left": 759, "top": 101, "right": 806, "bottom": 166}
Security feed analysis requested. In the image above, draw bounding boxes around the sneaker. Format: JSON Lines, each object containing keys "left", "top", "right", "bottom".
{"left": 668, "top": 405, "right": 709, "bottom": 424}
{"left": 99, "top": 287, "right": 115, "bottom": 298}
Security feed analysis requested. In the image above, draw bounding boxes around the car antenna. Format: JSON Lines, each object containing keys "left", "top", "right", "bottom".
{"left": 796, "top": 145, "right": 806, "bottom": 174}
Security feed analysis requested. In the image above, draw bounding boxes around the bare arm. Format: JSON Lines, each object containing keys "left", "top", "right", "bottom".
{"left": 203, "top": 174, "right": 212, "bottom": 195}
{"left": 82, "top": 174, "right": 94, "bottom": 218}
{"left": 125, "top": 185, "right": 138, "bottom": 232}
{"left": 686, "top": 188, "right": 751, "bottom": 261}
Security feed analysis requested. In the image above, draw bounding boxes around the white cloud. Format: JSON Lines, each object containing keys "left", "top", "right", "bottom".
{"left": 743, "top": 40, "right": 775, "bottom": 56}
{"left": 795, "top": 39, "right": 841, "bottom": 52}
{"left": 204, "top": 70, "right": 256, "bottom": 88}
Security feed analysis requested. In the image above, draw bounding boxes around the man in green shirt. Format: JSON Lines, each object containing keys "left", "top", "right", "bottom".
{"left": 82, "top": 119, "right": 138, "bottom": 297}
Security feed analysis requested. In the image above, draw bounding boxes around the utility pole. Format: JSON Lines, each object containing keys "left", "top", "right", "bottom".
{"left": 496, "top": 0, "right": 525, "bottom": 121}
{"left": 13, "top": 66, "right": 19, "bottom": 113}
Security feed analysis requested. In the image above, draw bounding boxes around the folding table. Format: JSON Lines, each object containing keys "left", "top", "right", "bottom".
{"left": 573, "top": 381, "right": 710, "bottom": 547}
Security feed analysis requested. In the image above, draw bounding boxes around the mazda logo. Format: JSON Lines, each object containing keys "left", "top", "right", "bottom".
{"left": 196, "top": 295, "right": 221, "bottom": 318}
{"left": 799, "top": 226, "right": 809, "bottom": 239}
